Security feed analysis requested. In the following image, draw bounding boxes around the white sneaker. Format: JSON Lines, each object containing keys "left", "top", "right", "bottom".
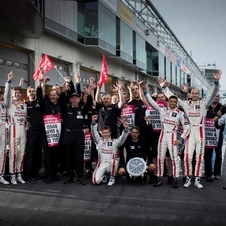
{"left": 11, "top": 174, "right": 17, "bottom": 185}
{"left": 183, "top": 177, "right": 191, "bottom": 188}
{"left": 17, "top": 173, "right": 26, "bottom": 184}
{"left": 107, "top": 176, "right": 115, "bottom": 186}
{"left": 194, "top": 177, "right": 203, "bottom": 189}
{"left": 102, "top": 175, "right": 108, "bottom": 183}
{"left": 0, "top": 175, "right": 9, "bottom": 185}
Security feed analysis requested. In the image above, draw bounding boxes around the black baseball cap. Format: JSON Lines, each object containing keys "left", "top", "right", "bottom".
{"left": 70, "top": 92, "right": 80, "bottom": 98}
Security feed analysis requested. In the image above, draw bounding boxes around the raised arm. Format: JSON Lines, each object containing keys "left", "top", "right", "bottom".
{"left": 90, "top": 77, "right": 97, "bottom": 107}
{"left": 4, "top": 71, "right": 13, "bottom": 108}
{"left": 36, "top": 79, "right": 44, "bottom": 104}
{"left": 138, "top": 81, "right": 162, "bottom": 113}
{"left": 138, "top": 81, "right": 150, "bottom": 108}
{"left": 95, "top": 84, "right": 102, "bottom": 105}
{"left": 83, "top": 85, "right": 95, "bottom": 110}
{"left": 90, "top": 115, "right": 101, "bottom": 144}
{"left": 127, "top": 82, "right": 133, "bottom": 102}
{"left": 157, "top": 76, "right": 185, "bottom": 107}
{"left": 18, "top": 77, "right": 24, "bottom": 89}
{"left": 40, "top": 76, "right": 50, "bottom": 98}
{"left": 115, "top": 80, "right": 125, "bottom": 109}
{"left": 115, "top": 117, "right": 129, "bottom": 148}
{"left": 204, "top": 70, "right": 221, "bottom": 108}
{"left": 75, "top": 72, "right": 81, "bottom": 96}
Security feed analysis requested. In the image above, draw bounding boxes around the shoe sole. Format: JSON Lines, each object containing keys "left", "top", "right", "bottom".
{"left": 0, "top": 182, "right": 10, "bottom": 185}
{"left": 195, "top": 185, "right": 203, "bottom": 189}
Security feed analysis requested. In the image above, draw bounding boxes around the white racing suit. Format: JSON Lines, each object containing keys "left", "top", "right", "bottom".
{"left": 0, "top": 102, "right": 7, "bottom": 175}
{"left": 4, "top": 82, "right": 27, "bottom": 174}
{"left": 91, "top": 123, "right": 129, "bottom": 184}
{"left": 145, "top": 93, "right": 190, "bottom": 178}
{"left": 162, "top": 82, "right": 218, "bottom": 177}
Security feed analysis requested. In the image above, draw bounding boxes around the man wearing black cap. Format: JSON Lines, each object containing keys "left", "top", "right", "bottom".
{"left": 63, "top": 92, "right": 89, "bottom": 185}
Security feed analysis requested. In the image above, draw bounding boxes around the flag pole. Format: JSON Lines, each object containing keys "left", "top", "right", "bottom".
{"left": 54, "top": 65, "right": 64, "bottom": 80}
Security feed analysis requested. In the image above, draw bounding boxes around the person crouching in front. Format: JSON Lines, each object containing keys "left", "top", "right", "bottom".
{"left": 91, "top": 115, "right": 129, "bottom": 186}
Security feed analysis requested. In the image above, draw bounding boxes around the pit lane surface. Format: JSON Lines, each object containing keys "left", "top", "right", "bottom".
{"left": 0, "top": 168, "right": 226, "bottom": 226}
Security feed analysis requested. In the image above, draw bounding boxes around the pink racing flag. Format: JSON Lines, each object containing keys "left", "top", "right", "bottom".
{"left": 98, "top": 54, "right": 108, "bottom": 87}
{"left": 33, "top": 54, "right": 55, "bottom": 80}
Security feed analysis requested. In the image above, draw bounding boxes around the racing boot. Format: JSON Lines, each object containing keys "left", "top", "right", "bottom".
{"left": 108, "top": 176, "right": 115, "bottom": 186}
{"left": 0, "top": 175, "right": 9, "bottom": 185}
{"left": 183, "top": 176, "right": 191, "bottom": 188}
{"left": 194, "top": 177, "right": 203, "bottom": 189}
{"left": 17, "top": 173, "right": 26, "bottom": 184}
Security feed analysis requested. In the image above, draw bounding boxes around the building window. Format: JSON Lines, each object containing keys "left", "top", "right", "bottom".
{"left": 14, "top": 62, "right": 21, "bottom": 68}
{"left": 159, "top": 53, "right": 164, "bottom": 76}
{"left": 22, "top": 63, "right": 28, "bottom": 70}
{"left": 146, "top": 42, "right": 158, "bottom": 76}
{"left": 165, "top": 58, "right": 170, "bottom": 81}
{"left": 6, "top": 60, "right": 13, "bottom": 67}
{"left": 0, "top": 58, "right": 4, "bottom": 65}
{"left": 119, "top": 20, "right": 133, "bottom": 57}
{"left": 98, "top": 3, "right": 116, "bottom": 47}
{"left": 134, "top": 33, "right": 146, "bottom": 66}
{"left": 171, "top": 63, "right": 176, "bottom": 85}
{"left": 85, "top": 2, "right": 98, "bottom": 38}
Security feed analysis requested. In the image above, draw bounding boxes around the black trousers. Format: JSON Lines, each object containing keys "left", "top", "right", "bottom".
{"left": 204, "top": 148, "right": 213, "bottom": 177}
{"left": 214, "top": 134, "right": 223, "bottom": 176}
{"left": 24, "top": 131, "right": 42, "bottom": 180}
{"left": 43, "top": 140, "right": 59, "bottom": 179}
{"left": 58, "top": 128, "right": 66, "bottom": 173}
{"left": 64, "top": 131, "right": 84, "bottom": 178}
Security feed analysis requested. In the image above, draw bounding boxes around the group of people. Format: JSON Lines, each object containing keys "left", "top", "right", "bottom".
{"left": 0, "top": 69, "right": 225, "bottom": 189}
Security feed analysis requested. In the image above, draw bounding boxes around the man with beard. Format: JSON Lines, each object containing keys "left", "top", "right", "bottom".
{"left": 128, "top": 83, "right": 147, "bottom": 137}
{"left": 23, "top": 84, "right": 43, "bottom": 183}
{"left": 94, "top": 81, "right": 125, "bottom": 139}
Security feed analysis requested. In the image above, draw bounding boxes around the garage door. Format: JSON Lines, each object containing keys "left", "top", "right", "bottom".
{"left": 0, "top": 46, "right": 29, "bottom": 88}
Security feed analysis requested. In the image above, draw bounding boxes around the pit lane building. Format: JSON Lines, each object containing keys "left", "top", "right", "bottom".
{"left": 0, "top": 0, "right": 211, "bottom": 97}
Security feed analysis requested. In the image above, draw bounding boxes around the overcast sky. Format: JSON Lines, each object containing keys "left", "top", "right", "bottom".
{"left": 151, "top": 0, "right": 226, "bottom": 90}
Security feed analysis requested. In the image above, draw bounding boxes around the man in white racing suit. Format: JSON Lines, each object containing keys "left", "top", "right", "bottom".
{"left": 158, "top": 70, "right": 221, "bottom": 189}
{"left": 143, "top": 85, "right": 190, "bottom": 188}
{"left": 4, "top": 71, "right": 27, "bottom": 185}
{"left": 91, "top": 115, "right": 129, "bottom": 186}
{"left": 0, "top": 88, "right": 9, "bottom": 184}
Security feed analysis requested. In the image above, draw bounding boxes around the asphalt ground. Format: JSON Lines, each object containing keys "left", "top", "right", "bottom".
{"left": 0, "top": 162, "right": 226, "bottom": 226}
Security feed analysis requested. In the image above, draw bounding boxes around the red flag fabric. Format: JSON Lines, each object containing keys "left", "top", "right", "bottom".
{"left": 33, "top": 54, "right": 55, "bottom": 80}
{"left": 98, "top": 54, "right": 108, "bottom": 87}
